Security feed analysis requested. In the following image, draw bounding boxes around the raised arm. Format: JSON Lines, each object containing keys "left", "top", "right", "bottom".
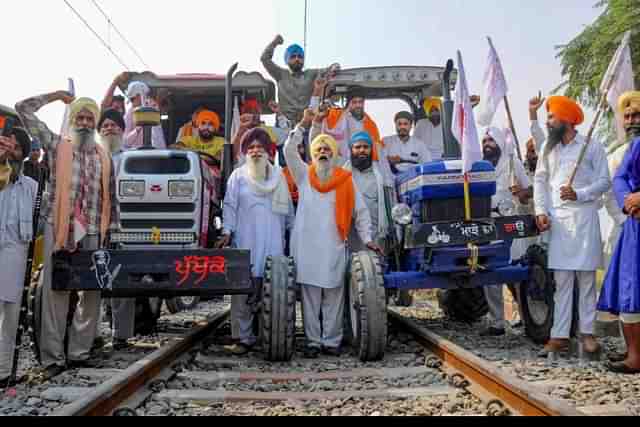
{"left": 529, "top": 94, "right": 547, "bottom": 152}
{"left": 575, "top": 141, "right": 612, "bottom": 203}
{"left": 260, "top": 35, "right": 286, "bottom": 82}
{"left": 101, "top": 72, "right": 130, "bottom": 111}
{"left": 284, "top": 112, "right": 314, "bottom": 185}
{"left": 15, "top": 90, "right": 73, "bottom": 152}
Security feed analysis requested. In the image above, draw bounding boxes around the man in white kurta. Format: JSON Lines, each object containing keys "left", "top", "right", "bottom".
{"left": 533, "top": 96, "right": 611, "bottom": 356}
{"left": 414, "top": 97, "right": 445, "bottom": 161}
{"left": 284, "top": 111, "right": 376, "bottom": 358}
{"left": 0, "top": 127, "right": 37, "bottom": 386}
{"left": 220, "top": 127, "right": 291, "bottom": 355}
{"left": 384, "top": 111, "right": 432, "bottom": 175}
{"left": 480, "top": 127, "right": 531, "bottom": 336}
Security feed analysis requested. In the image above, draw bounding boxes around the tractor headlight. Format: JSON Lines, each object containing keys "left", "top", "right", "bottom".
{"left": 392, "top": 204, "right": 413, "bottom": 226}
{"left": 497, "top": 199, "right": 517, "bottom": 217}
{"left": 169, "top": 181, "right": 195, "bottom": 198}
{"left": 120, "top": 181, "right": 145, "bottom": 198}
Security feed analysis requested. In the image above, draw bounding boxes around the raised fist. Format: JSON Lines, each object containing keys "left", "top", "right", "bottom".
{"left": 273, "top": 34, "right": 284, "bottom": 46}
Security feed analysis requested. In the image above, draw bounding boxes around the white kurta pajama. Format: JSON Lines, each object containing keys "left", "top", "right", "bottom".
{"left": 0, "top": 176, "right": 38, "bottom": 380}
{"left": 383, "top": 135, "right": 433, "bottom": 175}
{"left": 481, "top": 129, "right": 530, "bottom": 330}
{"left": 533, "top": 122, "right": 611, "bottom": 339}
{"left": 223, "top": 165, "right": 289, "bottom": 347}
{"left": 414, "top": 119, "right": 444, "bottom": 161}
{"left": 285, "top": 127, "right": 373, "bottom": 350}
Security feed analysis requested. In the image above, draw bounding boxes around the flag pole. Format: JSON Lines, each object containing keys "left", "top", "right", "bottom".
{"left": 463, "top": 174, "right": 472, "bottom": 221}
{"left": 503, "top": 96, "right": 523, "bottom": 162}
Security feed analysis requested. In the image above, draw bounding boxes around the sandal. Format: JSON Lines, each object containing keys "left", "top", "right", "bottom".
{"left": 606, "top": 362, "right": 640, "bottom": 375}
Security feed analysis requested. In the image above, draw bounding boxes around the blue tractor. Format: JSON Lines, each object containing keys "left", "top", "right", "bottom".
{"left": 328, "top": 63, "right": 554, "bottom": 362}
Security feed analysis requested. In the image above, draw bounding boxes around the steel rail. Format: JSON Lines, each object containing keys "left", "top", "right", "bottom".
{"left": 388, "top": 309, "right": 584, "bottom": 417}
{"left": 52, "top": 309, "right": 231, "bottom": 417}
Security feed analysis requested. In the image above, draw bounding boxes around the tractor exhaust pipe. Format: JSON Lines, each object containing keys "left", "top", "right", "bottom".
{"left": 442, "top": 59, "right": 460, "bottom": 159}
{"left": 221, "top": 62, "right": 239, "bottom": 200}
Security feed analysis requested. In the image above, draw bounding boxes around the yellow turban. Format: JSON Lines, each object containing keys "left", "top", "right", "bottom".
{"left": 310, "top": 134, "right": 338, "bottom": 157}
{"left": 69, "top": 97, "right": 100, "bottom": 127}
{"left": 423, "top": 97, "right": 442, "bottom": 113}
{"left": 546, "top": 96, "right": 584, "bottom": 126}
{"left": 618, "top": 91, "right": 640, "bottom": 114}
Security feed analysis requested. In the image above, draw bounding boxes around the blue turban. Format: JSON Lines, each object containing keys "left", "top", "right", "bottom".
{"left": 350, "top": 131, "right": 373, "bottom": 148}
{"left": 284, "top": 44, "right": 305, "bottom": 64}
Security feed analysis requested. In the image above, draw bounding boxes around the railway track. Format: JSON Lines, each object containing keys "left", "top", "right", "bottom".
{"left": 4, "top": 296, "right": 634, "bottom": 417}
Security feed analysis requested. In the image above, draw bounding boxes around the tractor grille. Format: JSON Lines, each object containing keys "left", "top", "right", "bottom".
{"left": 121, "top": 219, "right": 196, "bottom": 230}
{"left": 421, "top": 197, "right": 492, "bottom": 223}
{"left": 120, "top": 203, "right": 196, "bottom": 214}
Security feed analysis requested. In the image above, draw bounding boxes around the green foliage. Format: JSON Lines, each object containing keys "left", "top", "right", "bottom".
{"left": 555, "top": 0, "right": 640, "bottom": 144}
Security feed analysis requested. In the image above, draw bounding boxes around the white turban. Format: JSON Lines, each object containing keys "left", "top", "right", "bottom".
{"left": 126, "top": 81, "right": 150, "bottom": 101}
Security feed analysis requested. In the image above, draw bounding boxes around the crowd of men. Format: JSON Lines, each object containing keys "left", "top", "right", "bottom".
{"left": 1, "top": 34, "right": 639, "bottom": 388}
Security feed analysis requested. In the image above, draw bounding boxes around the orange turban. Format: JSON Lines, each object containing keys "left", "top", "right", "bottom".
{"left": 546, "top": 96, "right": 584, "bottom": 126}
{"left": 195, "top": 110, "right": 221, "bottom": 130}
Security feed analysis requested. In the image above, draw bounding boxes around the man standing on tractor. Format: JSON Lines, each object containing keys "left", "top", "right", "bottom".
{"left": 101, "top": 72, "right": 130, "bottom": 115}
{"left": 597, "top": 91, "right": 640, "bottom": 374}
{"left": 532, "top": 95, "right": 611, "bottom": 358}
{"left": 217, "top": 127, "right": 292, "bottom": 356}
{"left": 97, "top": 109, "right": 135, "bottom": 351}
{"left": 232, "top": 99, "right": 278, "bottom": 164}
{"left": 16, "top": 92, "right": 114, "bottom": 379}
{"left": 284, "top": 109, "right": 380, "bottom": 358}
{"left": 0, "top": 121, "right": 37, "bottom": 389}
{"left": 384, "top": 111, "right": 432, "bottom": 175}
{"left": 261, "top": 34, "right": 339, "bottom": 125}
{"left": 415, "top": 97, "right": 445, "bottom": 161}
{"left": 480, "top": 127, "right": 531, "bottom": 337}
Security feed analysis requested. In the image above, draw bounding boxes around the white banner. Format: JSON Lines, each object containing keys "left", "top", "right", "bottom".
{"left": 601, "top": 31, "right": 635, "bottom": 142}
{"left": 453, "top": 51, "right": 483, "bottom": 174}
{"left": 477, "top": 37, "right": 509, "bottom": 127}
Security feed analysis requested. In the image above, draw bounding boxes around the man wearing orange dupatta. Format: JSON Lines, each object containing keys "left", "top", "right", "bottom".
{"left": 284, "top": 109, "right": 380, "bottom": 359}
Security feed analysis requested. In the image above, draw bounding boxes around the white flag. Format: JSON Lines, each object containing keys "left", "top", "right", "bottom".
{"left": 453, "top": 51, "right": 483, "bottom": 174}
{"left": 477, "top": 37, "right": 509, "bottom": 127}
{"left": 601, "top": 31, "right": 635, "bottom": 142}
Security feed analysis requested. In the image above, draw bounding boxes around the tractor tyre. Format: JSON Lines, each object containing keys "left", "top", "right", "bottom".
{"left": 134, "top": 298, "right": 162, "bottom": 336}
{"left": 520, "top": 245, "right": 555, "bottom": 345}
{"left": 438, "top": 287, "right": 489, "bottom": 324}
{"left": 165, "top": 296, "right": 202, "bottom": 314}
{"left": 348, "top": 251, "right": 388, "bottom": 362}
{"left": 262, "top": 256, "right": 297, "bottom": 362}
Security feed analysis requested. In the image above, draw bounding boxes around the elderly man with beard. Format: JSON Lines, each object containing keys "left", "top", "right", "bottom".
{"left": 217, "top": 128, "right": 292, "bottom": 356}
{"left": 96, "top": 109, "right": 136, "bottom": 351}
{"left": 480, "top": 127, "right": 531, "bottom": 337}
{"left": 0, "top": 122, "right": 37, "bottom": 388}
{"left": 261, "top": 35, "right": 339, "bottom": 124}
{"left": 597, "top": 92, "right": 640, "bottom": 374}
{"left": 284, "top": 109, "right": 379, "bottom": 358}
{"left": 384, "top": 111, "right": 432, "bottom": 175}
{"left": 16, "top": 92, "right": 114, "bottom": 379}
{"left": 532, "top": 96, "right": 611, "bottom": 358}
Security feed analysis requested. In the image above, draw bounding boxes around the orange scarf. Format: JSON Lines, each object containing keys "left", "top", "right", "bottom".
{"left": 308, "top": 166, "right": 355, "bottom": 242}
{"left": 325, "top": 108, "right": 384, "bottom": 161}
{"left": 54, "top": 139, "right": 112, "bottom": 251}
{"left": 282, "top": 167, "right": 299, "bottom": 203}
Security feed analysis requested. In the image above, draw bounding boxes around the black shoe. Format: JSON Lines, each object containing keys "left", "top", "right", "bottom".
{"left": 605, "top": 361, "right": 640, "bottom": 375}
{"left": 480, "top": 327, "right": 506, "bottom": 337}
{"left": 0, "top": 377, "right": 9, "bottom": 390}
{"left": 113, "top": 339, "right": 132, "bottom": 351}
{"left": 322, "top": 347, "right": 342, "bottom": 357}
{"left": 91, "top": 336, "right": 106, "bottom": 352}
{"left": 510, "top": 320, "right": 524, "bottom": 329}
{"left": 608, "top": 352, "right": 628, "bottom": 363}
{"left": 303, "top": 346, "right": 321, "bottom": 359}
{"left": 41, "top": 364, "right": 66, "bottom": 381}
{"left": 223, "top": 343, "right": 253, "bottom": 356}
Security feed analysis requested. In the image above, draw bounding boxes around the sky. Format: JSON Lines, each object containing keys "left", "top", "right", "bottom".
{"left": 1, "top": 0, "right": 614, "bottom": 234}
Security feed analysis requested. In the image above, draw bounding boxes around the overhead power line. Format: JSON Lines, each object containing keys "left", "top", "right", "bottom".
{"left": 62, "top": 0, "right": 131, "bottom": 70}
{"left": 90, "top": 0, "right": 150, "bottom": 69}
{"left": 304, "top": 0, "right": 309, "bottom": 54}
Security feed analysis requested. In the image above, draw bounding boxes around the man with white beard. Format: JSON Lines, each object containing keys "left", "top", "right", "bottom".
{"left": 97, "top": 109, "right": 135, "bottom": 351}
{"left": 16, "top": 92, "right": 114, "bottom": 379}
{"left": 284, "top": 109, "right": 380, "bottom": 358}
{"left": 217, "top": 128, "right": 292, "bottom": 356}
